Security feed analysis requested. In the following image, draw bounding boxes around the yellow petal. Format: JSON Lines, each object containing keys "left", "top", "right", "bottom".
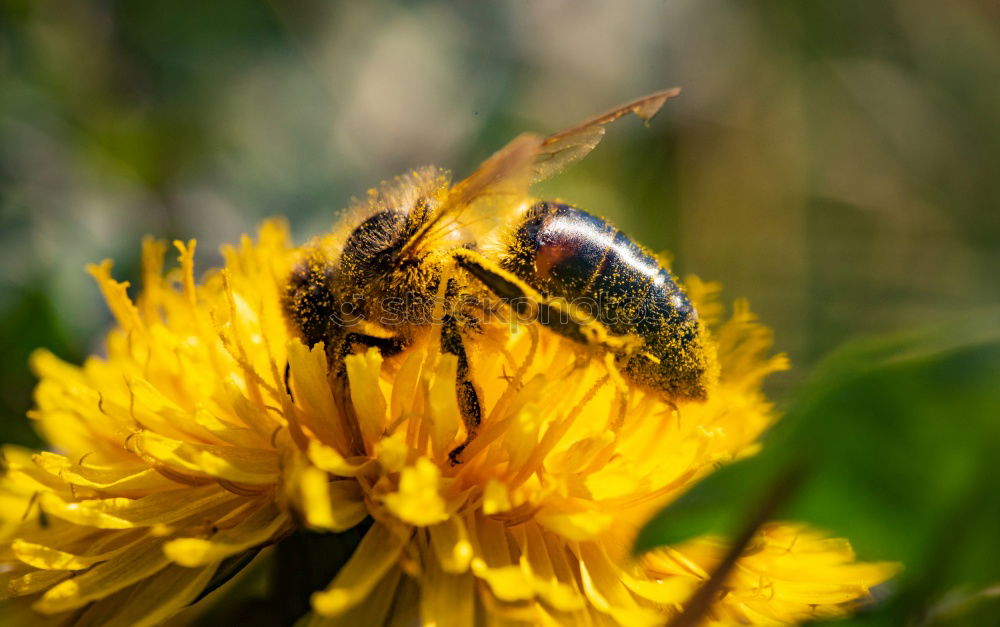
{"left": 345, "top": 348, "right": 388, "bottom": 446}
{"left": 194, "top": 407, "right": 271, "bottom": 449}
{"left": 506, "top": 403, "right": 543, "bottom": 471}
{"left": 297, "top": 469, "right": 366, "bottom": 532}
{"left": 74, "top": 563, "right": 216, "bottom": 627}
{"left": 34, "top": 539, "right": 170, "bottom": 614}
{"left": 120, "top": 376, "right": 217, "bottom": 442}
{"left": 287, "top": 339, "right": 346, "bottom": 447}
{"left": 163, "top": 502, "right": 287, "bottom": 567}
{"left": 299, "top": 466, "right": 334, "bottom": 530}
{"left": 536, "top": 502, "right": 613, "bottom": 541}
{"left": 31, "top": 452, "right": 173, "bottom": 495}
{"left": 385, "top": 575, "right": 420, "bottom": 627}
{"left": 662, "top": 523, "right": 901, "bottom": 623}
{"left": 420, "top": 541, "right": 475, "bottom": 627}
{"left": 12, "top": 531, "right": 144, "bottom": 571}
{"left": 0, "top": 596, "right": 68, "bottom": 625}
{"left": 39, "top": 484, "right": 239, "bottom": 529}
{"left": 427, "top": 354, "right": 461, "bottom": 456}
{"left": 472, "top": 563, "right": 534, "bottom": 603}
{"left": 428, "top": 516, "right": 473, "bottom": 573}
{"left": 307, "top": 439, "right": 373, "bottom": 477}
{"left": 482, "top": 478, "right": 512, "bottom": 515}
{"left": 383, "top": 458, "right": 449, "bottom": 527}
{"left": 6, "top": 569, "right": 72, "bottom": 598}
{"left": 85, "top": 260, "right": 146, "bottom": 339}
{"left": 576, "top": 543, "right": 661, "bottom": 627}
{"left": 138, "top": 236, "right": 167, "bottom": 319}
{"left": 373, "top": 431, "right": 409, "bottom": 474}
{"left": 467, "top": 514, "right": 533, "bottom": 602}
{"left": 514, "top": 523, "right": 585, "bottom": 612}
{"left": 304, "top": 567, "right": 402, "bottom": 627}
{"left": 620, "top": 573, "right": 696, "bottom": 606}
{"left": 0, "top": 518, "right": 98, "bottom": 562}
{"left": 389, "top": 346, "right": 425, "bottom": 424}
{"left": 173, "top": 238, "right": 199, "bottom": 309}
{"left": 131, "top": 431, "right": 278, "bottom": 485}
{"left": 311, "top": 522, "right": 407, "bottom": 616}
{"left": 229, "top": 385, "right": 284, "bottom": 443}
{"left": 547, "top": 431, "right": 615, "bottom": 475}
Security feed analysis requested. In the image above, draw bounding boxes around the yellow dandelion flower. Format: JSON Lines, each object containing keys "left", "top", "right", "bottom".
{"left": 641, "top": 524, "right": 897, "bottom": 625}
{"left": 0, "top": 221, "right": 895, "bottom": 626}
{"left": 0, "top": 224, "right": 297, "bottom": 625}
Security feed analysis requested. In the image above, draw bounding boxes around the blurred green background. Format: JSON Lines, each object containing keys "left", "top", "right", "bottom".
{"left": 1, "top": 1, "right": 998, "bottom": 623}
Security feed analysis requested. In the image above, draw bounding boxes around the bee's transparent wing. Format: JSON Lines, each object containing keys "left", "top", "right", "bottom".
{"left": 531, "top": 87, "right": 680, "bottom": 183}
{"left": 447, "top": 132, "right": 543, "bottom": 222}
{"left": 401, "top": 133, "right": 541, "bottom": 255}
{"left": 408, "top": 89, "right": 681, "bottom": 252}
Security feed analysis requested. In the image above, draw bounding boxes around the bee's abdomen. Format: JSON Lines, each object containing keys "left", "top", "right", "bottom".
{"left": 503, "top": 201, "right": 708, "bottom": 399}
{"left": 505, "top": 202, "right": 696, "bottom": 332}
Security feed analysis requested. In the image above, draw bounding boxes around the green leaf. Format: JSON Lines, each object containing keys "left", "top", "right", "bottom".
{"left": 636, "top": 311, "right": 1000, "bottom": 623}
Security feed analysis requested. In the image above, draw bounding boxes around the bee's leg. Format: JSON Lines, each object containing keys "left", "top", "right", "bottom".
{"left": 451, "top": 248, "right": 596, "bottom": 346}
{"left": 341, "top": 333, "right": 409, "bottom": 360}
{"left": 442, "top": 314, "right": 482, "bottom": 465}
{"left": 328, "top": 332, "right": 409, "bottom": 388}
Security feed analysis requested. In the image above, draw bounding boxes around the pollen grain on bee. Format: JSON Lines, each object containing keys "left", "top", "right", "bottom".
{"left": 327, "top": 292, "right": 672, "bottom": 330}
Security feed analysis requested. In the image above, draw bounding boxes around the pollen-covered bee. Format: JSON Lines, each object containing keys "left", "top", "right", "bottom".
{"left": 283, "top": 89, "right": 714, "bottom": 462}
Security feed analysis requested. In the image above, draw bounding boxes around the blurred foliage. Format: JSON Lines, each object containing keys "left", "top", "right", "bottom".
{"left": 1, "top": 0, "right": 998, "bottom": 622}
{"left": 638, "top": 311, "right": 1000, "bottom": 625}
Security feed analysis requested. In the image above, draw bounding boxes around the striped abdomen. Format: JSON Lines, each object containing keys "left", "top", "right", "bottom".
{"left": 502, "top": 201, "right": 711, "bottom": 400}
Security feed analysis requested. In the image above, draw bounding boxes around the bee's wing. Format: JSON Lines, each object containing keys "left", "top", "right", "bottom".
{"left": 401, "top": 133, "right": 541, "bottom": 255}
{"left": 531, "top": 87, "right": 681, "bottom": 183}
{"left": 408, "top": 89, "right": 680, "bottom": 253}
{"left": 447, "top": 132, "right": 543, "bottom": 220}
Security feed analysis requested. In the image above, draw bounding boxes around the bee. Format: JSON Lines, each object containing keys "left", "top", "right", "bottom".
{"left": 283, "top": 89, "right": 713, "bottom": 462}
